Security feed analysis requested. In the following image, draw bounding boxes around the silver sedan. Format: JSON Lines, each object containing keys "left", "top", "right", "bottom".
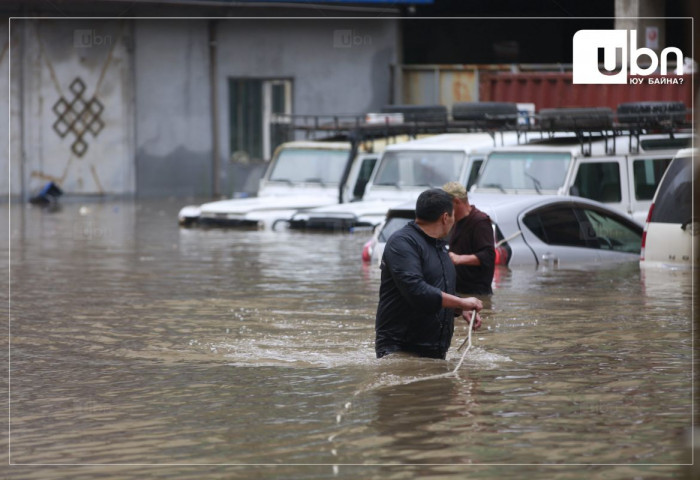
{"left": 363, "top": 193, "right": 643, "bottom": 268}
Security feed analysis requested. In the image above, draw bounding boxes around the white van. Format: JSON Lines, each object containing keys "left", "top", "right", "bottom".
{"left": 640, "top": 148, "right": 698, "bottom": 269}
{"left": 288, "top": 132, "right": 520, "bottom": 231}
{"left": 472, "top": 133, "right": 694, "bottom": 224}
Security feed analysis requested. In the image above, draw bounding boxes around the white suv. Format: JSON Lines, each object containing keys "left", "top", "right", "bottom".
{"left": 640, "top": 148, "right": 698, "bottom": 269}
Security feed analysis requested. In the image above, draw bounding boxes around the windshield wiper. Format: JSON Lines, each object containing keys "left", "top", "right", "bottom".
{"left": 482, "top": 183, "right": 506, "bottom": 194}
{"left": 524, "top": 173, "right": 542, "bottom": 194}
{"left": 304, "top": 177, "right": 326, "bottom": 187}
{"left": 271, "top": 178, "right": 295, "bottom": 185}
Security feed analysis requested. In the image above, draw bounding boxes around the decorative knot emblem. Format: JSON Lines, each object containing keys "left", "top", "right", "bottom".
{"left": 52, "top": 78, "right": 105, "bottom": 157}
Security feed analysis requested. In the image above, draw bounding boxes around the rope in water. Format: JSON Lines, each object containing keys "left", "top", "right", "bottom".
{"left": 390, "top": 309, "right": 476, "bottom": 385}
{"left": 331, "top": 310, "right": 478, "bottom": 434}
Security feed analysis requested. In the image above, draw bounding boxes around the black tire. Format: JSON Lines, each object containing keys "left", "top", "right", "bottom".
{"left": 617, "top": 101, "right": 687, "bottom": 127}
{"left": 380, "top": 104, "right": 448, "bottom": 123}
{"left": 539, "top": 107, "right": 614, "bottom": 130}
{"left": 451, "top": 102, "right": 519, "bottom": 125}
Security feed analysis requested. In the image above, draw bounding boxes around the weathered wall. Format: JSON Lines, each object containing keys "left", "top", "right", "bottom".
{"left": 6, "top": 18, "right": 399, "bottom": 198}
{"left": 1, "top": 20, "right": 13, "bottom": 197}
{"left": 12, "top": 19, "right": 135, "bottom": 198}
{"left": 214, "top": 19, "right": 399, "bottom": 195}
{"left": 133, "top": 20, "right": 213, "bottom": 198}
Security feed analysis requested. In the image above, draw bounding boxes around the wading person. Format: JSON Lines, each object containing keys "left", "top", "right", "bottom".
{"left": 375, "top": 188, "right": 483, "bottom": 360}
{"left": 442, "top": 182, "right": 496, "bottom": 295}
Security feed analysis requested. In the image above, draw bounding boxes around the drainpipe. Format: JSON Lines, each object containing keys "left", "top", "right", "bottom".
{"left": 208, "top": 20, "right": 220, "bottom": 197}
{"left": 19, "top": 19, "right": 27, "bottom": 200}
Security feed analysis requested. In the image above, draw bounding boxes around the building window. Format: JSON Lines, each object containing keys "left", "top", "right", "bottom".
{"left": 229, "top": 78, "right": 292, "bottom": 163}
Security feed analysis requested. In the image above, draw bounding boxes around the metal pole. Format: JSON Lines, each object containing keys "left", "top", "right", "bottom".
{"left": 208, "top": 20, "right": 220, "bottom": 197}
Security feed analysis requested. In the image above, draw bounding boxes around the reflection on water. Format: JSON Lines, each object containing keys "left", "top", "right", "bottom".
{"left": 5, "top": 200, "right": 693, "bottom": 478}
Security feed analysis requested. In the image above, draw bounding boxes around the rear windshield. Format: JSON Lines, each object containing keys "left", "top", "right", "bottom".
{"left": 373, "top": 150, "right": 466, "bottom": 188}
{"left": 478, "top": 151, "right": 571, "bottom": 192}
{"left": 650, "top": 156, "right": 692, "bottom": 224}
{"left": 268, "top": 148, "right": 349, "bottom": 184}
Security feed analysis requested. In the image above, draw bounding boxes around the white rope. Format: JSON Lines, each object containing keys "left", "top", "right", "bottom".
{"left": 453, "top": 309, "right": 476, "bottom": 371}
{"left": 390, "top": 309, "right": 476, "bottom": 385}
{"left": 332, "top": 311, "right": 477, "bottom": 431}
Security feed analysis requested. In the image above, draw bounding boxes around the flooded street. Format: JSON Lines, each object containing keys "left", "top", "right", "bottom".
{"left": 5, "top": 199, "right": 693, "bottom": 479}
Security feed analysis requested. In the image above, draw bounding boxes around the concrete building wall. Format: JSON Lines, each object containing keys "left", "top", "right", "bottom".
{"left": 134, "top": 20, "right": 213, "bottom": 198}
{"left": 214, "top": 19, "right": 399, "bottom": 195}
{"left": 1, "top": 20, "right": 15, "bottom": 197}
{"left": 5, "top": 18, "right": 399, "bottom": 198}
{"left": 11, "top": 19, "right": 135, "bottom": 198}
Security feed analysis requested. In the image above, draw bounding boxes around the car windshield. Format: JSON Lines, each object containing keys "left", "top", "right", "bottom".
{"left": 268, "top": 148, "right": 349, "bottom": 184}
{"left": 373, "top": 150, "right": 466, "bottom": 188}
{"left": 378, "top": 216, "right": 412, "bottom": 242}
{"left": 478, "top": 151, "right": 572, "bottom": 192}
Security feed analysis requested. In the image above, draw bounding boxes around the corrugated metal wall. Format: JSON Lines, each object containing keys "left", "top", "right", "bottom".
{"left": 479, "top": 72, "right": 693, "bottom": 112}
{"left": 401, "top": 66, "right": 693, "bottom": 113}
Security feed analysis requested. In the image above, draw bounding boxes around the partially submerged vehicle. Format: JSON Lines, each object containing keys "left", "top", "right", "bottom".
{"left": 178, "top": 140, "right": 382, "bottom": 229}
{"left": 640, "top": 147, "right": 698, "bottom": 269}
{"left": 363, "top": 193, "right": 644, "bottom": 269}
{"left": 471, "top": 104, "right": 694, "bottom": 223}
{"left": 178, "top": 106, "right": 461, "bottom": 229}
{"left": 288, "top": 132, "right": 521, "bottom": 231}
{"left": 290, "top": 102, "right": 693, "bottom": 232}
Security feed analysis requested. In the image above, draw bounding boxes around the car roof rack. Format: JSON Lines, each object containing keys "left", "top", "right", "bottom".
{"left": 277, "top": 102, "right": 692, "bottom": 156}
{"left": 273, "top": 102, "right": 693, "bottom": 202}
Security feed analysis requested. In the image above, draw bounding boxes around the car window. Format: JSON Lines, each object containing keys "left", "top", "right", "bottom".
{"left": 373, "top": 150, "right": 466, "bottom": 188}
{"left": 352, "top": 156, "right": 377, "bottom": 199}
{"left": 578, "top": 208, "right": 642, "bottom": 253}
{"left": 379, "top": 216, "right": 412, "bottom": 242}
{"left": 632, "top": 158, "right": 672, "bottom": 200}
{"left": 478, "top": 151, "right": 571, "bottom": 192}
{"left": 572, "top": 162, "right": 622, "bottom": 203}
{"left": 522, "top": 206, "right": 590, "bottom": 247}
{"left": 650, "top": 156, "right": 692, "bottom": 224}
{"left": 268, "top": 148, "right": 349, "bottom": 184}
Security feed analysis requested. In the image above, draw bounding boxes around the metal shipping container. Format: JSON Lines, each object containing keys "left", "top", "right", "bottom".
{"left": 479, "top": 72, "right": 693, "bottom": 113}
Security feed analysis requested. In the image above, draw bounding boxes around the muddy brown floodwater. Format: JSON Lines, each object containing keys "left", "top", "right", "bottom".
{"left": 3, "top": 199, "right": 694, "bottom": 479}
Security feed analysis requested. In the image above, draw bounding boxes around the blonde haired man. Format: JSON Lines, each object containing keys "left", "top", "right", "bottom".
{"left": 442, "top": 182, "right": 496, "bottom": 295}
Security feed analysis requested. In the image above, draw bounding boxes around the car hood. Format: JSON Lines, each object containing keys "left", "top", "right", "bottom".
{"left": 291, "top": 198, "right": 416, "bottom": 228}
{"left": 298, "top": 199, "right": 411, "bottom": 218}
{"left": 199, "top": 194, "right": 338, "bottom": 216}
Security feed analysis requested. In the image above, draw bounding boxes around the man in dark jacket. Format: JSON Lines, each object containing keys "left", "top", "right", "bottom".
{"left": 442, "top": 181, "right": 496, "bottom": 295}
{"left": 375, "top": 189, "right": 483, "bottom": 360}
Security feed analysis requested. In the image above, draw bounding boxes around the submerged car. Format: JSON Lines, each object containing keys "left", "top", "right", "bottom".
{"left": 471, "top": 106, "right": 694, "bottom": 224}
{"left": 288, "top": 132, "right": 520, "bottom": 231}
{"left": 178, "top": 140, "right": 383, "bottom": 229}
{"left": 363, "top": 193, "right": 643, "bottom": 268}
{"left": 640, "top": 148, "right": 698, "bottom": 269}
